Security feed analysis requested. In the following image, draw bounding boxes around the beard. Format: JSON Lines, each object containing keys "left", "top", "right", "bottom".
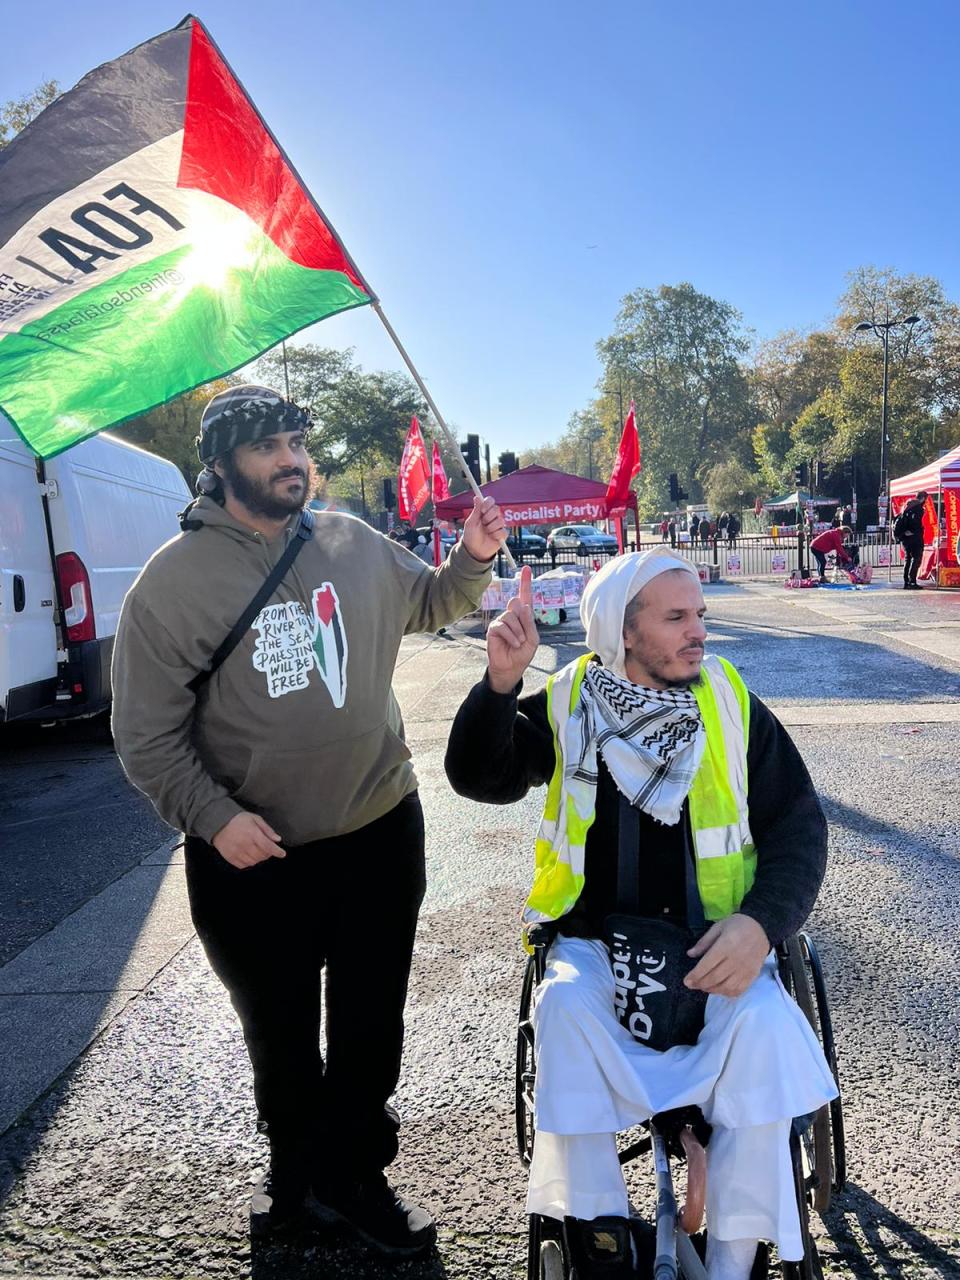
{"left": 220, "top": 453, "right": 316, "bottom": 519}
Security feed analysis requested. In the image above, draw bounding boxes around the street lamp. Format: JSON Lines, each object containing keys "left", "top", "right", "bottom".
{"left": 854, "top": 313, "right": 920, "bottom": 518}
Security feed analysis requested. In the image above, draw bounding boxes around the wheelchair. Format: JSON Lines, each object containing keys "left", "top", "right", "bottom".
{"left": 515, "top": 929, "right": 845, "bottom": 1280}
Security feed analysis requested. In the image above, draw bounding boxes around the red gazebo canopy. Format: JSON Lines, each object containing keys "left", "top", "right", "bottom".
{"left": 434, "top": 464, "right": 638, "bottom": 526}
{"left": 889, "top": 442, "right": 960, "bottom": 498}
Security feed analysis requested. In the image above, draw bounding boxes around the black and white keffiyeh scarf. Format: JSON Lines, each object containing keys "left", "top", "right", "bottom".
{"left": 569, "top": 662, "right": 705, "bottom": 826}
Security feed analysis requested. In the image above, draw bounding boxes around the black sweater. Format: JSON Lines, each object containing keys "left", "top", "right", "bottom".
{"left": 444, "top": 674, "right": 827, "bottom": 945}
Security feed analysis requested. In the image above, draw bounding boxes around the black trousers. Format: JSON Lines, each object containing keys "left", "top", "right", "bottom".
{"left": 184, "top": 792, "right": 426, "bottom": 1176}
{"left": 902, "top": 539, "right": 923, "bottom": 585}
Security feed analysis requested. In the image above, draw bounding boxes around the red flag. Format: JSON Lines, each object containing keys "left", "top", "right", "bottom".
{"left": 398, "top": 416, "right": 431, "bottom": 521}
{"left": 432, "top": 440, "right": 450, "bottom": 503}
{"left": 604, "top": 401, "right": 641, "bottom": 512}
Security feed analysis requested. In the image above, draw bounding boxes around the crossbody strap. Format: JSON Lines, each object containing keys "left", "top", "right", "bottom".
{"left": 615, "top": 793, "right": 706, "bottom": 929}
{"left": 187, "top": 508, "right": 315, "bottom": 694}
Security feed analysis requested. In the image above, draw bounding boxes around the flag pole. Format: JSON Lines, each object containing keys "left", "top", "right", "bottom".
{"left": 371, "top": 301, "right": 516, "bottom": 570}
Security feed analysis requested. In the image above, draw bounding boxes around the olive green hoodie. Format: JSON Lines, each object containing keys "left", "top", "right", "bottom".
{"left": 111, "top": 499, "right": 492, "bottom": 845}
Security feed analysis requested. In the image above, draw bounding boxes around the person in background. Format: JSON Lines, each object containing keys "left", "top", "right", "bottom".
{"left": 810, "top": 525, "right": 854, "bottom": 581}
{"left": 726, "top": 513, "right": 741, "bottom": 546}
{"left": 893, "top": 491, "right": 928, "bottom": 590}
{"left": 668, "top": 519, "right": 677, "bottom": 549}
{"left": 690, "top": 513, "right": 701, "bottom": 543}
{"left": 660, "top": 518, "right": 670, "bottom": 543}
{"left": 700, "top": 519, "right": 711, "bottom": 549}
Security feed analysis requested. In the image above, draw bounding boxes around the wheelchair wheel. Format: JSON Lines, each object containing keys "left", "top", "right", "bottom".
{"left": 781, "top": 1127, "right": 825, "bottom": 1280}
{"left": 782, "top": 934, "right": 839, "bottom": 1213}
{"left": 528, "top": 1215, "right": 566, "bottom": 1280}
{"left": 801, "top": 933, "right": 847, "bottom": 1194}
{"left": 516, "top": 954, "right": 537, "bottom": 1165}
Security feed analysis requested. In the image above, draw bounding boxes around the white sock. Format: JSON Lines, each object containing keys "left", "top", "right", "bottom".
{"left": 706, "top": 1235, "right": 760, "bottom": 1280}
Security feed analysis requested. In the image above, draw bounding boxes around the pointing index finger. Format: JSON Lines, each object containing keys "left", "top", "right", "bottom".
{"left": 518, "top": 565, "right": 533, "bottom": 608}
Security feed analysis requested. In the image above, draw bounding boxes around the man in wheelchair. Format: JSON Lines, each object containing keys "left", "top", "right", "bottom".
{"left": 445, "top": 550, "right": 838, "bottom": 1280}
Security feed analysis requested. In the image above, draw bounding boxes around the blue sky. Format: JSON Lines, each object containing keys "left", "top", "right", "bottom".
{"left": 6, "top": 0, "right": 959, "bottom": 454}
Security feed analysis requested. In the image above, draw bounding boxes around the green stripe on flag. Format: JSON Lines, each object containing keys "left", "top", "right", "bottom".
{"left": 0, "top": 235, "right": 370, "bottom": 458}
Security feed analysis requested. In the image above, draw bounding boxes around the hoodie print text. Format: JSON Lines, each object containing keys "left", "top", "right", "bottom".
{"left": 250, "top": 583, "right": 348, "bottom": 706}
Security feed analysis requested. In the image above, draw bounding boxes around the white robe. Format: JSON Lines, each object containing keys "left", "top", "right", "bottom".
{"left": 527, "top": 936, "right": 838, "bottom": 1260}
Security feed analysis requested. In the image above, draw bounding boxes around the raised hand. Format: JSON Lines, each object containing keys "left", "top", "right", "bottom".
{"left": 487, "top": 565, "right": 539, "bottom": 694}
{"left": 462, "top": 495, "right": 506, "bottom": 561}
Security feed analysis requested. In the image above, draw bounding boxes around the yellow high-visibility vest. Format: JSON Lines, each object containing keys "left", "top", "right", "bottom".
{"left": 524, "top": 654, "right": 756, "bottom": 926}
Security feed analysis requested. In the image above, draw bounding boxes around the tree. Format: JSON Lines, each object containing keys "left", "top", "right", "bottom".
{"left": 0, "top": 80, "right": 59, "bottom": 147}
{"left": 252, "top": 343, "right": 353, "bottom": 411}
{"left": 701, "top": 460, "right": 757, "bottom": 520}
{"left": 250, "top": 343, "right": 427, "bottom": 509}
{"left": 832, "top": 266, "right": 960, "bottom": 478}
{"left": 596, "top": 283, "right": 754, "bottom": 518}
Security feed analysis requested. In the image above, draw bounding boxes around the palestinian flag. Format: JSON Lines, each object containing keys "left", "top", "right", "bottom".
{"left": 0, "top": 16, "right": 373, "bottom": 458}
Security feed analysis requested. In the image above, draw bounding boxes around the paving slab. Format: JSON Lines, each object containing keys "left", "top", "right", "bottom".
{"left": 881, "top": 627, "right": 960, "bottom": 663}
{"left": 0, "top": 857, "right": 193, "bottom": 1135}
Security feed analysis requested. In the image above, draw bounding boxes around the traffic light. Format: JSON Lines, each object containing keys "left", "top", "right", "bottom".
{"left": 842, "top": 458, "right": 854, "bottom": 480}
{"left": 669, "top": 473, "right": 680, "bottom": 504}
{"left": 459, "top": 434, "right": 482, "bottom": 485}
{"left": 814, "top": 460, "right": 825, "bottom": 488}
{"left": 498, "top": 450, "right": 519, "bottom": 476}
{"left": 382, "top": 477, "right": 395, "bottom": 510}
{"left": 793, "top": 462, "right": 808, "bottom": 487}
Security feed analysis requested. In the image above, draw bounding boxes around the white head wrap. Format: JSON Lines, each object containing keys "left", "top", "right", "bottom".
{"left": 579, "top": 549, "right": 702, "bottom": 676}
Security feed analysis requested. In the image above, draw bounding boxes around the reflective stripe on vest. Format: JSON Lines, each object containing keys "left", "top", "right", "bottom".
{"left": 523, "top": 653, "right": 755, "bottom": 926}
{"left": 524, "top": 657, "right": 591, "bottom": 925}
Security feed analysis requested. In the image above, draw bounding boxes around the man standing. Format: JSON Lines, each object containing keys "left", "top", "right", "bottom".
{"left": 893, "top": 491, "right": 928, "bottom": 589}
{"left": 445, "top": 551, "right": 836, "bottom": 1280}
{"left": 112, "top": 385, "right": 504, "bottom": 1251}
{"left": 689, "top": 513, "right": 701, "bottom": 544}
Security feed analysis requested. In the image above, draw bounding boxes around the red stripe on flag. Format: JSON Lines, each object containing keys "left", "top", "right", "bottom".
{"left": 178, "top": 20, "right": 366, "bottom": 283}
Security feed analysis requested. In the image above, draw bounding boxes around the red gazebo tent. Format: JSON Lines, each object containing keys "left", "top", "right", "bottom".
{"left": 889, "top": 443, "right": 960, "bottom": 587}
{"left": 433, "top": 463, "right": 639, "bottom": 536}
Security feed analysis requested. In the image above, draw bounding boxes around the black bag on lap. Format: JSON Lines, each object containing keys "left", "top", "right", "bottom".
{"left": 603, "top": 796, "right": 708, "bottom": 1051}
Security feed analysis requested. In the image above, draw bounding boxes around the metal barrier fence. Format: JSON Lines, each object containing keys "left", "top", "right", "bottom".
{"left": 499, "top": 532, "right": 894, "bottom": 580}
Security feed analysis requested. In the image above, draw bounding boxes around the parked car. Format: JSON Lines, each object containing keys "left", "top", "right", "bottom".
{"left": 546, "top": 524, "right": 618, "bottom": 554}
{"left": 414, "top": 525, "right": 457, "bottom": 548}
{"left": 505, "top": 531, "right": 547, "bottom": 555}
{"left": 1, "top": 422, "right": 191, "bottom": 723}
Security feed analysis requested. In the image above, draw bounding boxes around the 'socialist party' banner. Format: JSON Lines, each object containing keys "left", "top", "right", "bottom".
{"left": 0, "top": 16, "right": 373, "bottom": 458}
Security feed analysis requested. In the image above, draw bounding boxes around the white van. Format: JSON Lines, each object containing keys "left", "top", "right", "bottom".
{"left": 0, "top": 420, "right": 191, "bottom": 722}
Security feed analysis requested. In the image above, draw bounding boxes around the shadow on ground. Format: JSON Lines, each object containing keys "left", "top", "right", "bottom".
{"left": 820, "top": 1183, "right": 960, "bottom": 1278}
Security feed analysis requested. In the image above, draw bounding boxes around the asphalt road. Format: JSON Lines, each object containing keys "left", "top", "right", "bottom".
{"left": 0, "top": 578, "right": 958, "bottom": 1279}
{"left": 0, "top": 716, "right": 171, "bottom": 966}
